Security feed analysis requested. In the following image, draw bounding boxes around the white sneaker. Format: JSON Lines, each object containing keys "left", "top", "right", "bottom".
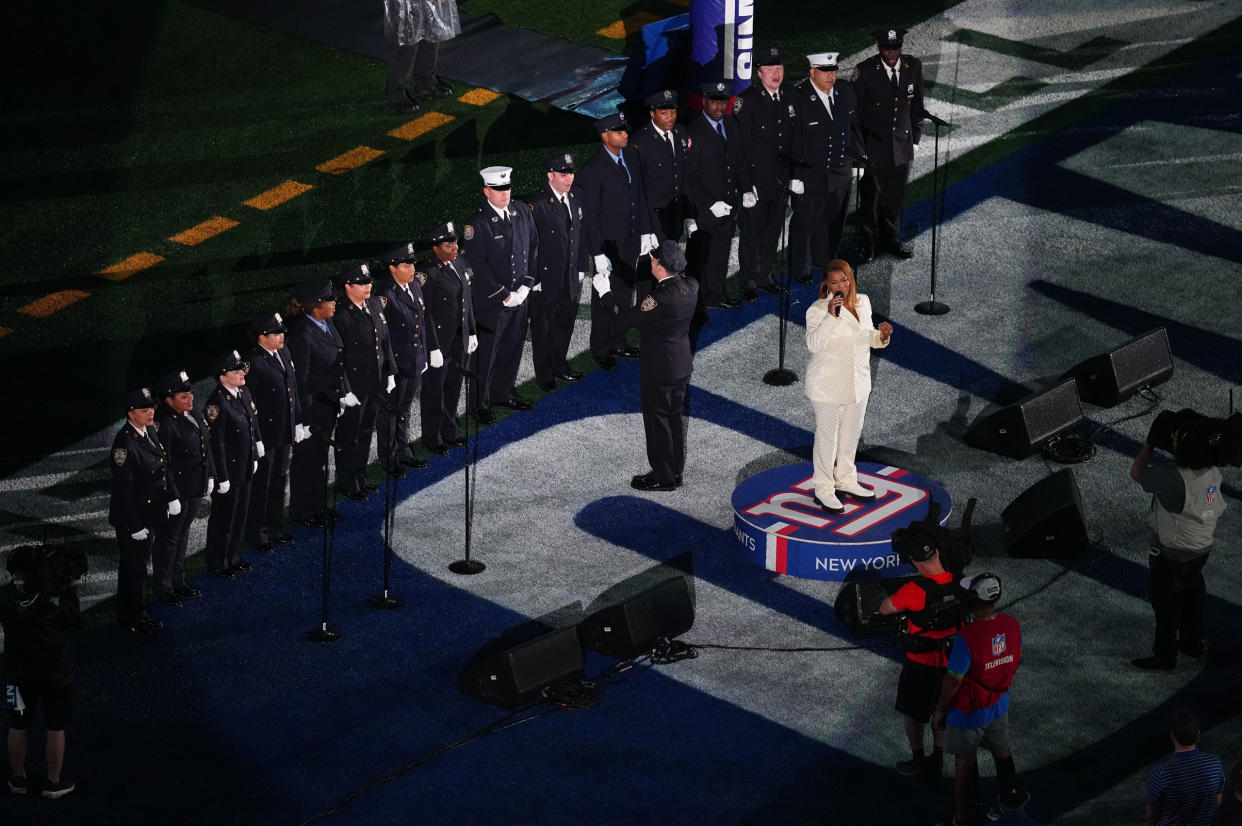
{"left": 836, "top": 482, "right": 875, "bottom": 500}
{"left": 813, "top": 493, "right": 844, "bottom": 513}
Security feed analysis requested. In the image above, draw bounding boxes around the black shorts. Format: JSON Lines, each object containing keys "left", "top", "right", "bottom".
{"left": 7, "top": 680, "right": 73, "bottom": 731}
{"left": 894, "top": 660, "right": 944, "bottom": 723}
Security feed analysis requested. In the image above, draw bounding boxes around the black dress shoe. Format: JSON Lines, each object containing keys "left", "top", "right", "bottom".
{"left": 855, "top": 245, "right": 874, "bottom": 265}
{"left": 232, "top": 561, "right": 253, "bottom": 573}
{"left": 609, "top": 348, "right": 632, "bottom": 359}
{"left": 475, "top": 407, "right": 497, "bottom": 424}
{"left": 255, "top": 543, "right": 274, "bottom": 554}
{"left": 388, "top": 93, "right": 421, "bottom": 114}
{"left": 386, "top": 467, "right": 407, "bottom": 479}
{"left": 717, "top": 297, "right": 743, "bottom": 310}
{"left": 555, "top": 370, "right": 583, "bottom": 382}
{"left": 447, "top": 436, "right": 468, "bottom": 447}
{"left": 416, "top": 80, "right": 454, "bottom": 98}
{"left": 792, "top": 273, "right": 813, "bottom": 284}
{"left": 741, "top": 288, "right": 759, "bottom": 303}
{"left": 674, "top": 474, "right": 684, "bottom": 487}
{"left": 760, "top": 282, "right": 787, "bottom": 295}
{"left": 295, "top": 514, "right": 329, "bottom": 529}
{"left": 401, "top": 456, "right": 428, "bottom": 469}
{"left": 213, "top": 568, "right": 237, "bottom": 580}
{"left": 340, "top": 488, "right": 367, "bottom": 501}
{"left": 537, "top": 379, "right": 556, "bottom": 392}
{"left": 1131, "top": 655, "right": 1175, "bottom": 672}
{"left": 631, "top": 473, "right": 677, "bottom": 492}
{"left": 160, "top": 593, "right": 185, "bottom": 608}
{"left": 497, "top": 396, "right": 533, "bottom": 411}
{"left": 886, "top": 241, "right": 913, "bottom": 259}
{"left": 175, "top": 586, "right": 203, "bottom": 599}
{"left": 593, "top": 354, "right": 618, "bottom": 371}
{"left": 361, "top": 483, "right": 380, "bottom": 494}
{"left": 274, "top": 533, "right": 295, "bottom": 545}
{"left": 425, "top": 442, "right": 450, "bottom": 455}
{"left": 322, "top": 508, "right": 343, "bottom": 522}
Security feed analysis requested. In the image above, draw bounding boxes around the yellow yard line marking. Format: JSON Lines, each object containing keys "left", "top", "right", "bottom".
{"left": 459, "top": 88, "right": 502, "bottom": 106}
{"left": 169, "top": 216, "right": 239, "bottom": 246}
{"left": 316, "top": 145, "right": 386, "bottom": 175}
{"left": 388, "top": 112, "right": 455, "bottom": 141}
{"left": 596, "top": 13, "right": 658, "bottom": 39}
{"left": 244, "top": 180, "right": 314, "bottom": 211}
{"left": 99, "top": 252, "right": 165, "bottom": 282}
{"left": 20, "top": 290, "right": 90, "bottom": 319}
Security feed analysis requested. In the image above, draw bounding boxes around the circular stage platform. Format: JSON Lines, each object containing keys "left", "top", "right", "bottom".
{"left": 731, "top": 462, "right": 952, "bottom": 582}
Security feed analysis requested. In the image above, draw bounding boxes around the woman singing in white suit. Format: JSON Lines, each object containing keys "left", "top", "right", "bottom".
{"left": 804, "top": 259, "right": 893, "bottom": 513}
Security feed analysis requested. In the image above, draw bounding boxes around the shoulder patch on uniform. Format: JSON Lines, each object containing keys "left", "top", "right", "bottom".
{"left": 112, "top": 448, "right": 127, "bottom": 466}
{"left": 851, "top": 68, "right": 861, "bottom": 82}
{"left": 415, "top": 271, "right": 427, "bottom": 286}
{"left": 685, "top": 135, "right": 693, "bottom": 150}
{"left": 152, "top": 421, "right": 160, "bottom": 433}
{"left": 527, "top": 202, "right": 535, "bottom": 213}
{"left": 731, "top": 98, "right": 743, "bottom": 115}
{"left": 640, "top": 295, "right": 658, "bottom": 312}
{"left": 205, "top": 404, "right": 220, "bottom": 424}
{"left": 463, "top": 224, "right": 475, "bottom": 241}
{"left": 379, "top": 295, "right": 388, "bottom": 309}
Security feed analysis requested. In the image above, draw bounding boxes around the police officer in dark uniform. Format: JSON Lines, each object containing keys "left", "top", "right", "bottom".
{"left": 286, "top": 278, "right": 352, "bottom": 528}
{"left": 419, "top": 222, "right": 478, "bottom": 454}
{"left": 789, "top": 52, "right": 866, "bottom": 283}
{"left": 204, "top": 350, "right": 260, "bottom": 578}
{"left": 630, "top": 89, "right": 692, "bottom": 243}
{"left": 333, "top": 262, "right": 397, "bottom": 500}
{"left": 527, "top": 152, "right": 588, "bottom": 392}
{"left": 686, "top": 81, "right": 745, "bottom": 310}
{"left": 579, "top": 112, "right": 658, "bottom": 370}
{"left": 733, "top": 47, "right": 796, "bottom": 302}
{"left": 109, "top": 387, "right": 176, "bottom": 632}
{"left": 595, "top": 240, "right": 698, "bottom": 492}
{"left": 153, "top": 371, "right": 211, "bottom": 608}
{"left": 853, "top": 28, "right": 924, "bottom": 261}
{"left": 245, "top": 312, "right": 304, "bottom": 552}
{"left": 378, "top": 241, "right": 440, "bottom": 475}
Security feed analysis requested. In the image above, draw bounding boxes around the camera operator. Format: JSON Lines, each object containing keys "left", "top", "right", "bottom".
{"left": 878, "top": 523, "right": 964, "bottom": 780}
{"left": 2, "top": 545, "right": 85, "bottom": 799}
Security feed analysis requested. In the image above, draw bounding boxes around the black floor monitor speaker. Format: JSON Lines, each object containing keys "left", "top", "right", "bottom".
{"left": 1062, "top": 327, "right": 1173, "bottom": 407}
{"left": 965, "top": 378, "right": 1084, "bottom": 459}
{"left": 457, "top": 626, "right": 585, "bottom": 709}
{"left": 1002, "top": 468, "right": 1088, "bottom": 558}
{"left": 835, "top": 575, "right": 919, "bottom": 638}
{"left": 578, "top": 576, "right": 694, "bottom": 659}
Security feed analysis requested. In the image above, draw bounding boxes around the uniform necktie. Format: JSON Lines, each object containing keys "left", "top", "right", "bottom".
{"left": 664, "top": 131, "right": 675, "bottom": 155}
{"left": 826, "top": 91, "right": 834, "bottom": 120}
{"left": 890, "top": 67, "right": 900, "bottom": 96}
{"left": 185, "top": 411, "right": 199, "bottom": 430}
{"left": 275, "top": 351, "right": 286, "bottom": 373}
{"left": 616, "top": 153, "right": 630, "bottom": 182}
{"left": 715, "top": 120, "right": 725, "bottom": 140}
{"left": 562, "top": 195, "right": 573, "bottom": 224}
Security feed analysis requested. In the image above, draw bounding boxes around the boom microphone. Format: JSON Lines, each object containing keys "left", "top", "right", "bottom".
{"left": 921, "top": 109, "right": 949, "bottom": 127}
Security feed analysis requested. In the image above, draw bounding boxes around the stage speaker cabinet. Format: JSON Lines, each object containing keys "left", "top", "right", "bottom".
{"left": 965, "top": 378, "right": 1084, "bottom": 459}
{"left": 1062, "top": 327, "right": 1173, "bottom": 407}
{"left": 1002, "top": 468, "right": 1088, "bottom": 558}
{"left": 835, "top": 575, "right": 919, "bottom": 638}
{"left": 578, "top": 576, "right": 694, "bottom": 659}
{"left": 457, "top": 626, "right": 585, "bottom": 709}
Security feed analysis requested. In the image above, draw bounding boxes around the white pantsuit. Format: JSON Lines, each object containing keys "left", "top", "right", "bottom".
{"left": 804, "top": 294, "right": 889, "bottom": 500}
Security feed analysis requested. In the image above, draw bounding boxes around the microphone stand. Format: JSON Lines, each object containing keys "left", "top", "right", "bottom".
{"left": 306, "top": 422, "right": 340, "bottom": 642}
{"left": 368, "top": 389, "right": 404, "bottom": 609}
{"left": 915, "top": 109, "right": 951, "bottom": 316}
{"left": 763, "top": 156, "right": 799, "bottom": 387}
{"left": 449, "top": 358, "right": 485, "bottom": 575}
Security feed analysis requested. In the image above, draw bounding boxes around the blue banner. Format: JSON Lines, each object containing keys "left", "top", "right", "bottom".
{"left": 690, "top": 0, "right": 755, "bottom": 95}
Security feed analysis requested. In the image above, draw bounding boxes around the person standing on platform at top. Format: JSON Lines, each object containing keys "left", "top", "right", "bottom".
{"left": 384, "top": 0, "right": 458, "bottom": 113}
{"left": 685, "top": 81, "right": 745, "bottom": 311}
{"left": 803, "top": 259, "right": 890, "bottom": 514}
{"left": 631, "top": 89, "right": 694, "bottom": 244}
{"left": 579, "top": 112, "right": 658, "bottom": 371}
{"left": 733, "top": 46, "right": 795, "bottom": 302}
{"left": 789, "top": 52, "right": 865, "bottom": 284}
{"left": 462, "top": 165, "right": 539, "bottom": 424}
{"left": 527, "top": 152, "right": 588, "bottom": 393}
{"left": 852, "top": 27, "right": 924, "bottom": 263}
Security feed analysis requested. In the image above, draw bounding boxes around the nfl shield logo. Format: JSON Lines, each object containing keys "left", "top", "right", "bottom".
{"left": 1205, "top": 485, "right": 1216, "bottom": 505}
{"left": 991, "top": 634, "right": 1006, "bottom": 656}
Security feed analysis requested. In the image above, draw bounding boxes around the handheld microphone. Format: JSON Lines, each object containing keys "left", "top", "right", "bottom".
{"left": 834, "top": 291, "right": 845, "bottom": 317}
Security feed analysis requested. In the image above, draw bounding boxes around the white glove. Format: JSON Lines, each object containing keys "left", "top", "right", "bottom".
{"left": 789, "top": 179, "right": 805, "bottom": 195}
{"left": 709, "top": 201, "right": 732, "bottom": 218}
{"left": 253, "top": 460, "right": 259, "bottom": 474}
{"left": 167, "top": 499, "right": 181, "bottom": 517}
{"left": 206, "top": 477, "right": 215, "bottom": 496}
{"left": 912, "top": 144, "right": 920, "bottom": 156}
{"left": 468, "top": 335, "right": 478, "bottom": 354}
{"left": 593, "top": 253, "right": 612, "bottom": 275}
{"left": 515, "top": 285, "right": 530, "bottom": 303}
{"left": 430, "top": 349, "right": 444, "bottom": 368}
{"left": 532, "top": 283, "right": 543, "bottom": 293}
{"left": 639, "top": 233, "right": 658, "bottom": 255}
{"left": 685, "top": 219, "right": 698, "bottom": 235}
{"left": 256, "top": 440, "right": 265, "bottom": 458}
{"left": 741, "top": 186, "right": 758, "bottom": 209}
{"left": 342, "top": 392, "right": 360, "bottom": 408}
{"left": 387, "top": 374, "right": 396, "bottom": 394}
{"left": 218, "top": 480, "right": 231, "bottom": 495}
{"left": 294, "top": 424, "right": 310, "bottom": 443}
{"left": 592, "top": 272, "right": 612, "bottom": 298}
{"left": 852, "top": 167, "right": 863, "bottom": 182}
{"left": 131, "top": 528, "right": 149, "bottom": 541}
{"left": 578, "top": 271, "right": 586, "bottom": 282}
{"left": 502, "top": 291, "right": 521, "bottom": 308}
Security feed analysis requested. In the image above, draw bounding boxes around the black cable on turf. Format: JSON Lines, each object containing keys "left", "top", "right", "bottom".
{"left": 680, "top": 637, "right": 905, "bottom": 654}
